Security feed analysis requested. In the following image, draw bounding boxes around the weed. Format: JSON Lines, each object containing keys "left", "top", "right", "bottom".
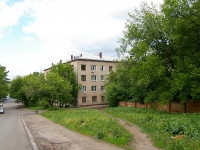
{"left": 104, "top": 107, "right": 200, "bottom": 150}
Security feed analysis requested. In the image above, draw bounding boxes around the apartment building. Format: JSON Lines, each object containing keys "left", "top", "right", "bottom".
{"left": 43, "top": 52, "right": 116, "bottom": 106}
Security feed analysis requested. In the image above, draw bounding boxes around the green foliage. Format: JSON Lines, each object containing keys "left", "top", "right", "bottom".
{"left": 105, "top": 107, "right": 200, "bottom": 149}
{"left": 105, "top": 61, "right": 136, "bottom": 106}
{"left": 0, "top": 65, "right": 9, "bottom": 98}
{"left": 39, "top": 72, "right": 72, "bottom": 106}
{"left": 9, "top": 62, "right": 78, "bottom": 108}
{"left": 23, "top": 72, "right": 43, "bottom": 104}
{"left": 114, "top": 0, "right": 200, "bottom": 104}
{"left": 9, "top": 76, "right": 29, "bottom": 106}
{"left": 50, "top": 62, "right": 80, "bottom": 106}
{"left": 41, "top": 109, "right": 132, "bottom": 147}
{"left": 105, "top": 82, "right": 123, "bottom": 107}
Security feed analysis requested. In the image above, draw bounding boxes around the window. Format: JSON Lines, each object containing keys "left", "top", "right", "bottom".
{"left": 101, "top": 75, "right": 105, "bottom": 81}
{"left": 109, "top": 66, "right": 113, "bottom": 72}
{"left": 101, "top": 96, "right": 105, "bottom": 102}
{"left": 81, "top": 65, "right": 86, "bottom": 71}
{"left": 92, "top": 96, "right": 97, "bottom": 102}
{"left": 101, "top": 86, "right": 105, "bottom": 91}
{"left": 100, "top": 65, "right": 105, "bottom": 71}
{"left": 91, "top": 65, "right": 97, "bottom": 71}
{"left": 82, "top": 86, "right": 86, "bottom": 92}
{"left": 82, "top": 97, "right": 86, "bottom": 103}
{"left": 81, "top": 75, "right": 86, "bottom": 81}
{"left": 91, "top": 86, "right": 97, "bottom": 92}
{"left": 91, "top": 75, "right": 97, "bottom": 81}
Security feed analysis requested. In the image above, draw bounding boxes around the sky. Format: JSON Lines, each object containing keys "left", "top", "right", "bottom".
{"left": 0, "top": 0, "right": 163, "bottom": 80}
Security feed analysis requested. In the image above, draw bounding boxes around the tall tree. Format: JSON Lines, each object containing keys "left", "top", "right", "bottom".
{"left": 50, "top": 62, "right": 80, "bottom": 106}
{"left": 0, "top": 65, "right": 9, "bottom": 98}
{"left": 115, "top": 0, "right": 200, "bottom": 105}
{"left": 23, "top": 72, "right": 43, "bottom": 105}
{"left": 9, "top": 76, "right": 29, "bottom": 106}
{"left": 39, "top": 72, "right": 72, "bottom": 106}
{"left": 105, "top": 59, "right": 139, "bottom": 106}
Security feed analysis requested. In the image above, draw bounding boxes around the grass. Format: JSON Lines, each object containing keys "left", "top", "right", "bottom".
{"left": 104, "top": 107, "right": 200, "bottom": 150}
{"left": 26, "top": 102, "right": 47, "bottom": 110}
{"left": 41, "top": 108, "right": 132, "bottom": 148}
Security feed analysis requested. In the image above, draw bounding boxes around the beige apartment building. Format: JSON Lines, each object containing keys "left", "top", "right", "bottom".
{"left": 44, "top": 52, "right": 116, "bottom": 106}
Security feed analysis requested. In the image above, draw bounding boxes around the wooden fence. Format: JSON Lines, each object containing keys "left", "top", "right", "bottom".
{"left": 119, "top": 101, "right": 200, "bottom": 113}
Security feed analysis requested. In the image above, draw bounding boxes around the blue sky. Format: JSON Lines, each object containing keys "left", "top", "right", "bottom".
{"left": 0, "top": 0, "right": 163, "bottom": 80}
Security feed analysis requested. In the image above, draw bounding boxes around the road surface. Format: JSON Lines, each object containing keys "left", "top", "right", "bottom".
{"left": 0, "top": 99, "right": 32, "bottom": 150}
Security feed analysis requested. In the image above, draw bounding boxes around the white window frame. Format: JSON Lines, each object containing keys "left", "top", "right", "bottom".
{"left": 100, "top": 65, "right": 105, "bottom": 71}
{"left": 101, "top": 75, "right": 105, "bottom": 81}
{"left": 91, "top": 86, "right": 97, "bottom": 92}
{"left": 91, "top": 65, "right": 97, "bottom": 71}
{"left": 91, "top": 75, "right": 97, "bottom": 81}
{"left": 82, "top": 86, "right": 86, "bottom": 92}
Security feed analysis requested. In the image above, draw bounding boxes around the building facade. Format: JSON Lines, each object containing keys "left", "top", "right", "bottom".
{"left": 43, "top": 52, "right": 116, "bottom": 106}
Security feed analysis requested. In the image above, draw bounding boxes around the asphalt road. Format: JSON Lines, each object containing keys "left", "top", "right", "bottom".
{"left": 0, "top": 99, "right": 32, "bottom": 150}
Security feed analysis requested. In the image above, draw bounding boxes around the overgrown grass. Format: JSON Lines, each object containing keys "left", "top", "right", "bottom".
{"left": 104, "top": 107, "right": 200, "bottom": 150}
{"left": 41, "top": 109, "right": 132, "bottom": 148}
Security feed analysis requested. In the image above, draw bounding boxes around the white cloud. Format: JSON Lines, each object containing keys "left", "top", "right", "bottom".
{"left": 22, "top": 36, "right": 35, "bottom": 42}
{"left": 0, "top": 0, "right": 31, "bottom": 38}
{"left": 0, "top": 0, "right": 164, "bottom": 79}
{"left": 21, "top": 0, "right": 139, "bottom": 60}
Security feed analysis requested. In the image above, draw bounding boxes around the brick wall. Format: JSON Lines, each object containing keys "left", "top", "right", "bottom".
{"left": 119, "top": 101, "right": 200, "bottom": 113}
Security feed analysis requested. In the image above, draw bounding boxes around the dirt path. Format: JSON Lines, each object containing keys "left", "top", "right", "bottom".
{"left": 22, "top": 107, "right": 160, "bottom": 150}
{"left": 118, "top": 119, "right": 160, "bottom": 150}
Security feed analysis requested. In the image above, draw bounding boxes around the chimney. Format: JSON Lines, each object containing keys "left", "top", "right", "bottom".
{"left": 80, "top": 54, "right": 82, "bottom": 57}
{"left": 71, "top": 55, "right": 73, "bottom": 61}
{"left": 99, "top": 52, "right": 102, "bottom": 58}
{"left": 60, "top": 60, "right": 62, "bottom": 63}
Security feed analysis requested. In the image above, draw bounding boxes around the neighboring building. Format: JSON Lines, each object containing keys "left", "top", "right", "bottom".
{"left": 43, "top": 52, "right": 117, "bottom": 106}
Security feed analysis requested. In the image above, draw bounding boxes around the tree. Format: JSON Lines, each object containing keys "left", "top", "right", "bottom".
{"left": 50, "top": 62, "right": 80, "bottom": 106}
{"left": 9, "top": 76, "right": 29, "bottom": 106}
{"left": 23, "top": 72, "right": 43, "bottom": 105}
{"left": 105, "top": 70, "right": 122, "bottom": 107}
{"left": 115, "top": 0, "right": 200, "bottom": 105}
{"left": 0, "top": 65, "right": 9, "bottom": 98}
{"left": 105, "top": 60, "right": 135, "bottom": 107}
{"left": 39, "top": 72, "right": 72, "bottom": 107}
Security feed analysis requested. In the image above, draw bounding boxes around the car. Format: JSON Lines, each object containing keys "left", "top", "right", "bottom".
{"left": 0, "top": 107, "right": 4, "bottom": 114}
{"left": 15, "top": 99, "right": 18, "bottom": 103}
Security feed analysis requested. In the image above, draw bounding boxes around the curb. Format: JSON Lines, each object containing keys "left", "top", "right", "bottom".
{"left": 22, "top": 115, "right": 39, "bottom": 150}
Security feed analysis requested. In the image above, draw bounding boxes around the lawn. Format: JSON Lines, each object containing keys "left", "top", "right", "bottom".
{"left": 104, "top": 107, "right": 200, "bottom": 150}
{"left": 41, "top": 108, "right": 132, "bottom": 148}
